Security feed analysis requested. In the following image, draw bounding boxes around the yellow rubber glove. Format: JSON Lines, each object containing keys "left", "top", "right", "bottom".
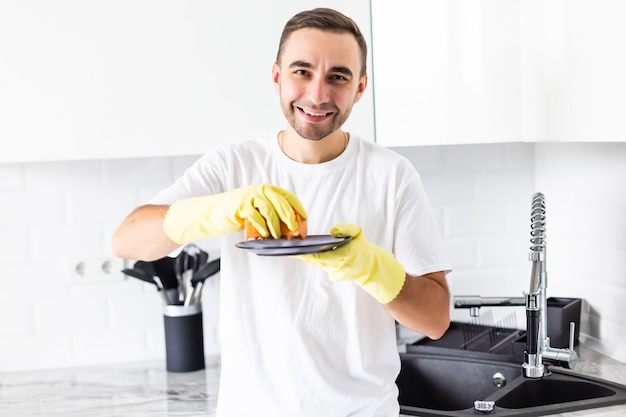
{"left": 163, "top": 184, "right": 307, "bottom": 244}
{"left": 296, "top": 223, "right": 406, "bottom": 304}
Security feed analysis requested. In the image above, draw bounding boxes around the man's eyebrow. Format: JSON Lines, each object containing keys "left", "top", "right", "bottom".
{"left": 330, "top": 66, "right": 353, "bottom": 77}
{"left": 289, "top": 60, "right": 313, "bottom": 69}
{"left": 288, "top": 60, "right": 353, "bottom": 78}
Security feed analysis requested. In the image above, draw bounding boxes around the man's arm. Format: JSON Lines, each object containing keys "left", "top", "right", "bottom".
{"left": 296, "top": 224, "right": 451, "bottom": 340}
{"left": 384, "top": 271, "right": 450, "bottom": 340}
{"left": 112, "top": 204, "right": 180, "bottom": 261}
{"left": 112, "top": 185, "right": 309, "bottom": 261}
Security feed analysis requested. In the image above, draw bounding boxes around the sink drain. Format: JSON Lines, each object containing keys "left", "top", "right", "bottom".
{"left": 492, "top": 372, "right": 507, "bottom": 388}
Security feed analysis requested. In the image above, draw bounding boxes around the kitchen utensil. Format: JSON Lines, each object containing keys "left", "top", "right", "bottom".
{"left": 133, "top": 260, "right": 157, "bottom": 277}
{"left": 176, "top": 246, "right": 198, "bottom": 302}
{"left": 149, "top": 276, "right": 178, "bottom": 305}
{"left": 151, "top": 257, "right": 180, "bottom": 297}
{"left": 185, "top": 258, "right": 221, "bottom": 306}
{"left": 123, "top": 249, "right": 215, "bottom": 306}
{"left": 174, "top": 244, "right": 210, "bottom": 303}
{"left": 192, "top": 258, "right": 221, "bottom": 283}
{"left": 122, "top": 267, "right": 156, "bottom": 285}
{"left": 123, "top": 264, "right": 170, "bottom": 304}
{"left": 235, "top": 235, "right": 352, "bottom": 256}
{"left": 194, "top": 248, "right": 209, "bottom": 271}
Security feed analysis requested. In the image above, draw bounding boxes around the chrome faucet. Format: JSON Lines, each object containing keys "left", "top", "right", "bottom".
{"left": 453, "top": 296, "right": 525, "bottom": 318}
{"left": 453, "top": 193, "right": 578, "bottom": 378}
{"left": 522, "top": 192, "right": 578, "bottom": 378}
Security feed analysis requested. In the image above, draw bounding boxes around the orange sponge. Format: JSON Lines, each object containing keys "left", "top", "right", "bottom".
{"left": 245, "top": 212, "right": 307, "bottom": 240}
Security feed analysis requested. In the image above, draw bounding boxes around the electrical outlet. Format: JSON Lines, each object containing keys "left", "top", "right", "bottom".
{"left": 68, "top": 254, "right": 126, "bottom": 283}
{"left": 95, "top": 256, "right": 126, "bottom": 281}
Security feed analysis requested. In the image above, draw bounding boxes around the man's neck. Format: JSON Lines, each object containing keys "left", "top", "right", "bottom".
{"left": 278, "top": 130, "right": 349, "bottom": 164}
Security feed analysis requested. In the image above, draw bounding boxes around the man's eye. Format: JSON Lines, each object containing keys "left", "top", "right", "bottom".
{"left": 295, "top": 69, "right": 309, "bottom": 76}
{"left": 330, "top": 74, "right": 348, "bottom": 81}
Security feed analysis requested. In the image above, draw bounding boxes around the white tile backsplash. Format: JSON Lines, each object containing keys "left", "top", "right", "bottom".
{"left": 0, "top": 164, "right": 25, "bottom": 190}
{"left": 443, "top": 143, "right": 508, "bottom": 171}
{"left": 444, "top": 204, "right": 508, "bottom": 237}
{"left": 0, "top": 230, "right": 29, "bottom": 265}
{"left": 1, "top": 142, "right": 624, "bottom": 371}
{"left": 420, "top": 173, "right": 476, "bottom": 205}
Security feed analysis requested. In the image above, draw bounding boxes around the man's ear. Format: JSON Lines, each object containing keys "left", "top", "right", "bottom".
{"left": 353, "top": 74, "right": 368, "bottom": 104}
{"left": 272, "top": 62, "right": 281, "bottom": 94}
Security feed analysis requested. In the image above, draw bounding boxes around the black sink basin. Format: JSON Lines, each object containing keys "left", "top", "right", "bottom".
{"left": 398, "top": 352, "right": 626, "bottom": 416}
{"left": 397, "top": 354, "right": 519, "bottom": 411}
{"left": 496, "top": 375, "right": 616, "bottom": 409}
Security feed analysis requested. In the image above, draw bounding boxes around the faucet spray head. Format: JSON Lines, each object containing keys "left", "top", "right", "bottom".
{"left": 529, "top": 192, "right": 547, "bottom": 293}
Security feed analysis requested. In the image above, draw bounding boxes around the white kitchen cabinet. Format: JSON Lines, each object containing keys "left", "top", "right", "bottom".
{"left": 522, "top": 0, "right": 626, "bottom": 142}
{"left": 0, "top": 1, "right": 374, "bottom": 162}
{"left": 372, "top": 0, "right": 626, "bottom": 146}
{"left": 371, "top": 1, "right": 523, "bottom": 147}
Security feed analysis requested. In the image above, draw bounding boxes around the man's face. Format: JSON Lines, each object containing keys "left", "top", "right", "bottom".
{"left": 272, "top": 28, "right": 367, "bottom": 141}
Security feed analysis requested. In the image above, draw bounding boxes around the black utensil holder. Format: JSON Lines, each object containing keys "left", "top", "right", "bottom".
{"left": 163, "top": 303, "right": 205, "bottom": 372}
{"left": 547, "top": 297, "right": 581, "bottom": 347}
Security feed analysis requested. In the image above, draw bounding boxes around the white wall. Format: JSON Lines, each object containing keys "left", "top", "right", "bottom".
{"left": 0, "top": 156, "right": 221, "bottom": 372}
{"left": 534, "top": 143, "right": 626, "bottom": 361}
{"left": 1, "top": 142, "right": 624, "bottom": 371}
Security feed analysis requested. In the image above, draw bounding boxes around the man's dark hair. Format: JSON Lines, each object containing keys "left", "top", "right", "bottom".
{"left": 276, "top": 8, "right": 368, "bottom": 77}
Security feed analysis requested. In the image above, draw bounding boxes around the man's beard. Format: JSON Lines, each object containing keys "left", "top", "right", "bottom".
{"left": 280, "top": 99, "right": 352, "bottom": 141}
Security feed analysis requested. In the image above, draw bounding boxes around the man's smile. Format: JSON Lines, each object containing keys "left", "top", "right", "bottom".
{"left": 297, "top": 106, "right": 334, "bottom": 121}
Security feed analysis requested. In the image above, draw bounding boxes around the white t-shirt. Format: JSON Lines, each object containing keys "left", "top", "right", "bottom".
{"left": 150, "top": 132, "right": 450, "bottom": 417}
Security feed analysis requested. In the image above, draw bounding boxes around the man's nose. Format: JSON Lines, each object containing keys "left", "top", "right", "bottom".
{"left": 306, "top": 77, "right": 330, "bottom": 104}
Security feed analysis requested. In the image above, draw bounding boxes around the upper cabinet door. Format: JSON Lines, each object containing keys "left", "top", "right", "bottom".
{"left": 372, "top": 0, "right": 626, "bottom": 146}
{"left": 522, "top": 0, "right": 626, "bottom": 142}
{"left": 0, "top": 1, "right": 374, "bottom": 162}
{"left": 371, "top": 1, "right": 523, "bottom": 147}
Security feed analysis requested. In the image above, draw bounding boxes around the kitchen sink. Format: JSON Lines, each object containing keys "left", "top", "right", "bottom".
{"left": 496, "top": 375, "right": 616, "bottom": 409}
{"left": 398, "top": 352, "right": 626, "bottom": 416}
{"left": 397, "top": 354, "right": 520, "bottom": 412}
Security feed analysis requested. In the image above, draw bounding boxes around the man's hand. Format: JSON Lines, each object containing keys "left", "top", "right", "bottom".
{"left": 163, "top": 184, "right": 307, "bottom": 244}
{"left": 296, "top": 223, "right": 405, "bottom": 304}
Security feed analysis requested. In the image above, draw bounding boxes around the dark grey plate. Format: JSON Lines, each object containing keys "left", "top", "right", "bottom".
{"left": 235, "top": 235, "right": 351, "bottom": 256}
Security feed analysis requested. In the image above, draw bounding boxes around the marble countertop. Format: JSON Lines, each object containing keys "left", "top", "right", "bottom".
{"left": 0, "top": 359, "right": 221, "bottom": 417}
{"left": 1, "top": 347, "right": 625, "bottom": 417}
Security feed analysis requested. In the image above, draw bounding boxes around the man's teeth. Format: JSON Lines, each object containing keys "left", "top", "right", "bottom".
{"left": 303, "top": 109, "right": 328, "bottom": 117}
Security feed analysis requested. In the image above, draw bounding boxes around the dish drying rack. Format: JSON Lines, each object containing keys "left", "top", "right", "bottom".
{"left": 460, "top": 311, "right": 523, "bottom": 354}
{"left": 406, "top": 311, "right": 526, "bottom": 361}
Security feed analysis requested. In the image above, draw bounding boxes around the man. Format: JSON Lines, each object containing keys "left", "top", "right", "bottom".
{"left": 112, "top": 8, "right": 450, "bottom": 417}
